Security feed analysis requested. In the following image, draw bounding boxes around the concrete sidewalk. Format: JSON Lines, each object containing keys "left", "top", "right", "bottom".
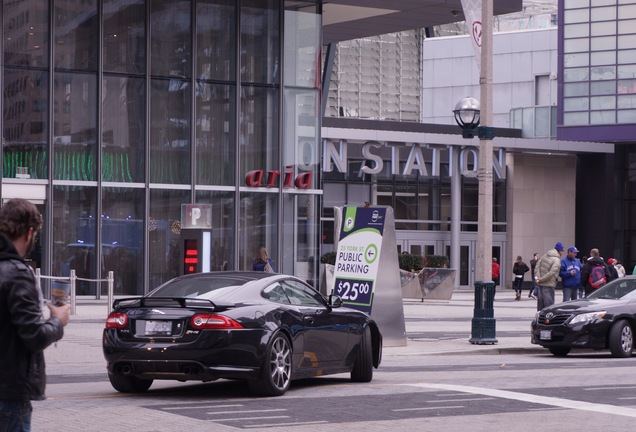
{"left": 64, "top": 288, "right": 544, "bottom": 358}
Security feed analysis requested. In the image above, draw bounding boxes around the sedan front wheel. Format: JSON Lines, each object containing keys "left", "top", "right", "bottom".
{"left": 609, "top": 320, "right": 633, "bottom": 358}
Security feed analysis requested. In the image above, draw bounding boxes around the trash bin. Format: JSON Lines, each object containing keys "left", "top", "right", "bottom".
{"left": 469, "top": 280, "right": 498, "bottom": 344}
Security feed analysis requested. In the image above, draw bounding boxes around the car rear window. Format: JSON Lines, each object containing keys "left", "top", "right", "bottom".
{"left": 149, "top": 277, "right": 242, "bottom": 299}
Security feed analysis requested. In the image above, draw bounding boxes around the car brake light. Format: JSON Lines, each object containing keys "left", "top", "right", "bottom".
{"left": 106, "top": 312, "right": 129, "bottom": 329}
{"left": 190, "top": 314, "right": 243, "bottom": 329}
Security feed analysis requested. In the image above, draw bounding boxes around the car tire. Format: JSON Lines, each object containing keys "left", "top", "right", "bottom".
{"left": 351, "top": 326, "right": 373, "bottom": 382}
{"left": 548, "top": 347, "right": 570, "bottom": 357}
{"left": 249, "top": 333, "right": 292, "bottom": 396}
{"left": 108, "top": 373, "right": 153, "bottom": 393}
{"left": 609, "top": 320, "right": 633, "bottom": 358}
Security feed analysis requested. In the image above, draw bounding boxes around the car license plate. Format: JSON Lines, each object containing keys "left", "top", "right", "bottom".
{"left": 540, "top": 330, "right": 552, "bottom": 340}
{"left": 144, "top": 320, "right": 172, "bottom": 336}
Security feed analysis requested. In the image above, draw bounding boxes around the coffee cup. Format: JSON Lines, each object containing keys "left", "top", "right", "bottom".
{"left": 51, "top": 280, "right": 70, "bottom": 306}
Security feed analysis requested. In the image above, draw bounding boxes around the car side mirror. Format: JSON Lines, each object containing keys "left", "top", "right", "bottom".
{"left": 328, "top": 294, "right": 342, "bottom": 308}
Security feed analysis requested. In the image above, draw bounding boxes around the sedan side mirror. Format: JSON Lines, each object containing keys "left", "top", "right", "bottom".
{"left": 328, "top": 294, "right": 342, "bottom": 308}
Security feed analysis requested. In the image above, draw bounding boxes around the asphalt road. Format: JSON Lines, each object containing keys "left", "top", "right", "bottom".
{"left": 32, "top": 293, "right": 636, "bottom": 431}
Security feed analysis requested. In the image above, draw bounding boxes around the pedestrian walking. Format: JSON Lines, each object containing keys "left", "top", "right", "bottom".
{"left": 512, "top": 255, "right": 529, "bottom": 301}
{"left": 528, "top": 253, "right": 539, "bottom": 298}
{"left": 491, "top": 257, "right": 500, "bottom": 287}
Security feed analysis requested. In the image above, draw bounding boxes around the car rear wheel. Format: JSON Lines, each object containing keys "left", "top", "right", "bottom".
{"left": 249, "top": 333, "right": 292, "bottom": 396}
{"left": 609, "top": 320, "right": 633, "bottom": 358}
{"left": 351, "top": 326, "right": 373, "bottom": 382}
{"left": 108, "top": 372, "right": 153, "bottom": 393}
{"left": 548, "top": 347, "right": 570, "bottom": 357}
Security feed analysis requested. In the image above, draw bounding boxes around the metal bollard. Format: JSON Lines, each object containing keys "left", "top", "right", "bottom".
{"left": 469, "top": 280, "right": 498, "bottom": 344}
{"left": 70, "top": 269, "right": 77, "bottom": 315}
{"left": 108, "top": 271, "right": 114, "bottom": 314}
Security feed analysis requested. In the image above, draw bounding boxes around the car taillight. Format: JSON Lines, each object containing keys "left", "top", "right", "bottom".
{"left": 106, "top": 312, "right": 129, "bottom": 329}
{"left": 190, "top": 314, "right": 243, "bottom": 329}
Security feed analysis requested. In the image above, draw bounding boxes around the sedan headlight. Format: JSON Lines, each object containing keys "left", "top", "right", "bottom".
{"left": 569, "top": 311, "right": 607, "bottom": 325}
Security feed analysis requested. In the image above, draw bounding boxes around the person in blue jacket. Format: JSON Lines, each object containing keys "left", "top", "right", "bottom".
{"left": 559, "top": 246, "right": 582, "bottom": 302}
{"left": 252, "top": 246, "right": 275, "bottom": 273}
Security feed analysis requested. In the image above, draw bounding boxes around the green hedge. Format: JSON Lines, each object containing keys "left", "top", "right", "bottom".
{"left": 319, "top": 251, "right": 448, "bottom": 271}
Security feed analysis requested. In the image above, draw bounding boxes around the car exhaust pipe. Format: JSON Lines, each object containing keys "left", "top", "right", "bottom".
{"left": 183, "top": 366, "right": 199, "bottom": 375}
{"left": 115, "top": 364, "right": 132, "bottom": 374}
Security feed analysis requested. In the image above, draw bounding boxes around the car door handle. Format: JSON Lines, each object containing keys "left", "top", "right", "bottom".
{"left": 303, "top": 316, "right": 314, "bottom": 324}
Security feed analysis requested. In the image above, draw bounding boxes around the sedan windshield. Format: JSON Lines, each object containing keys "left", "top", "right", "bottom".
{"left": 587, "top": 278, "right": 636, "bottom": 300}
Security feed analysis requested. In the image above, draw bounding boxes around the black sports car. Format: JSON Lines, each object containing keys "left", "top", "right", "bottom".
{"left": 531, "top": 276, "right": 636, "bottom": 358}
{"left": 103, "top": 271, "right": 382, "bottom": 396}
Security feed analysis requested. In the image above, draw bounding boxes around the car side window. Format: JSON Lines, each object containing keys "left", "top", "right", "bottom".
{"left": 281, "top": 280, "right": 325, "bottom": 307}
{"left": 261, "top": 283, "right": 291, "bottom": 304}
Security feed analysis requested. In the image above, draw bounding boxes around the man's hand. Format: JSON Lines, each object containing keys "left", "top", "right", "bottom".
{"left": 48, "top": 303, "right": 71, "bottom": 326}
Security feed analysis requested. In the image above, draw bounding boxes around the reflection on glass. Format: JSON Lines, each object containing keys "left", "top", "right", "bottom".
{"left": 151, "top": 0, "right": 191, "bottom": 78}
{"left": 564, "top": 82, "right": 589, "bottom": 97}
{"left": 52, "top": 186, "right": 98, "bottom": 296}
{"left": 4, "top": 0, "right": 49, "bottom": 67}
{"left": 195, "top": 191, "right": 236, "bottom": 270}
{"left": 591, "top": 110, "right": 616, "bottom": 124}
{"left": 284, "top": 5, "right": 320, "bottom": 87}
{"left": 564, "top": 67, "right": 589, "bottom": 82}
{"left": 103, "top": 0, "right": 146, "bottom": 74}
{"left": 239, "top": 192, "right": 278, "bottom": 270}
{"left": 564, "top": 111, "right": 590, "bottom": 125}
{"left": 241, "top": 0, "right": 280, "bottom": 84}
{"left": 53, "top": 72, "right": 97, "bottom": 181}
{"left": 196, "top": 83, "right": 235, "bottom": 185}
{"left": 3, "top": 68, "right": 48, "bottom": 179}
{"left": 102, "top": 75, "right": 145, "bottom": 182}
{"left": 102, "top": 188, "right": 145, "bottom": 295}
{"left": 283, "top": 89, "right": 319, "bottom": 190}
{"left": 150, "top": 78, "right": 191, "bottom": 184}
{"left": 281, "top": 193, "right": 319, "bottom": 285}
{"left": 197, "top": 0, "right": 236, "bottom": 81}
{"left": 240, "top": 86, "right": 279, "bottom": 180}
{"left": 54, "top": 1, "right": 98, "bottom": 71}
{"left": 149, "top": 189, "right": 190, "bottom": 288}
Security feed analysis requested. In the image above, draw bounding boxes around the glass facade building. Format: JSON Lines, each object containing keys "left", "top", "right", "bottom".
{"left": 1, "top": 0, "right": 322, "bottom": 295}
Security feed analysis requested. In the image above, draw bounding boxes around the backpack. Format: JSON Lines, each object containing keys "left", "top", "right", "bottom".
{"left": 588, "top": 264, "right": 606, "bottom": 289}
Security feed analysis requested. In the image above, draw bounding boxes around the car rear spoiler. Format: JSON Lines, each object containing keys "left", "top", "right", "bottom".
{"left": 112, "top": 297, "right": 235, "bottom": 311}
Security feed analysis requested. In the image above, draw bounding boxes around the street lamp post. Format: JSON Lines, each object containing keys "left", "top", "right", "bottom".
{"left": 454, "top": 0, "right": 496, "bottom": 345}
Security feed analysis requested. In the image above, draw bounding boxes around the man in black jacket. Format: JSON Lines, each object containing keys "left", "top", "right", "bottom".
{"left": 0, "top": 199, "right": 70, "bottom": 431}
{"left": 580, "top": 248, "right": 613, "bottom": 297}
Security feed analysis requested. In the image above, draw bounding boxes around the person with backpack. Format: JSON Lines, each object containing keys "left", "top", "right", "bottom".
{"left": 606, "top": 258, "right": 620, "bottom": 280}
{"left": 559, "top": 246, "right": 582, "bottom": 302}
{"left": 534, "top": 242, "right": 564, "bottom": 311}
{"left": 580, "top": 248, "right": 612, "bottom": 297}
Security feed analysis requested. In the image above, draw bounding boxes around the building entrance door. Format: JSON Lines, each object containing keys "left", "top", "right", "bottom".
{"left": 2, "top": 183, "right": 48, "bottom": 292}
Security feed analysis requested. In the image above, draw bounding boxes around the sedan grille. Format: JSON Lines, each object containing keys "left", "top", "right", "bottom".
{"left": 537, "top": 311, "right": 573, "bottom": 326}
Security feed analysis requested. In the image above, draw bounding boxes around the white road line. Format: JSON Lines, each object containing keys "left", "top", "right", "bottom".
{"left": 211, "top": 416, "right": 289, "bottom": 421}
{"left": 243, "top": 421, "right": 329, "bottom": 428}
{"left": 162, "top": 404, "right": 243, "bottom": 410}
{"left": 407, "top": 383, "right": 636, "bottom": 418}
{"left": 618, "top": 397, "right": 636, "bottom": 400}
{"left": 393, "top": 405, "right": 464, "bottom": 412}
{"left": 427, "top": 398, "right": 495, "bottom": 403}
{"left": 585, "top": 386, "right": 636, "bottom": 391}
{"left": 207, "top": 409, "right": 287, "bottom": 415}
